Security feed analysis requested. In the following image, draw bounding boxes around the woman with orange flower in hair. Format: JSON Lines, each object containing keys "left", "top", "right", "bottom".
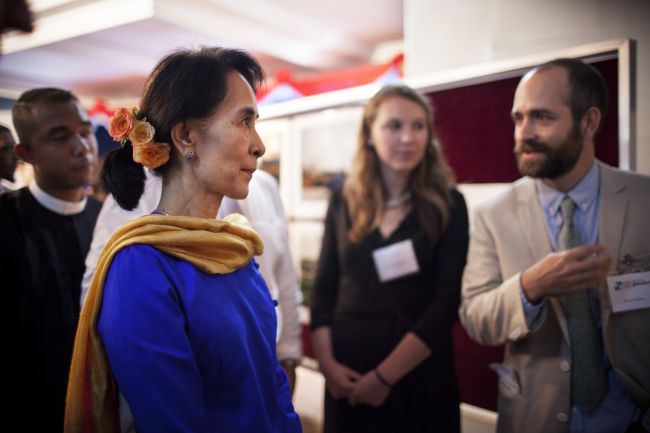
{"left": 64, "top": 47, "right": 301, "bottom": 433}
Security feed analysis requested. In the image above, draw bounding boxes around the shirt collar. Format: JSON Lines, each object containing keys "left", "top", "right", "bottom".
{"left": 29, "top": 180, "right": 87, "bottom": 215}
{"left": 536, "top": 160, "right": 600, "bottom": 217}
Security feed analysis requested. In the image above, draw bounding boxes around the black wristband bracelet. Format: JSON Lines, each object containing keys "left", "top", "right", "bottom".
{"left": 374, "top": 368, "right": 394, "bottom": 388}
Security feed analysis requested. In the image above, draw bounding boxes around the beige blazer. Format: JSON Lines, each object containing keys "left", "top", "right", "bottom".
{"left": 460, "top": 162, "right": 650, "bottom": 433}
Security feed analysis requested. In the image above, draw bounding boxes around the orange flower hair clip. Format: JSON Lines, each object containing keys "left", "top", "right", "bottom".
{"left": 108, "top": 107, "right": 171, "bottom": 170}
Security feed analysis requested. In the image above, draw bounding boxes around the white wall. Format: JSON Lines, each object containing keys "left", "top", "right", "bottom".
{"left": 404, "top": 0, "right": 650, "bottom": 174}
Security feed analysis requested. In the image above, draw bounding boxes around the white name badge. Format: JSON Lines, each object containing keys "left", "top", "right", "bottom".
{"left": 372, "top": 239, "right": 420, "bottom": 283}
{"left": 606, "top": 271, "right": 650, "bottom": 313}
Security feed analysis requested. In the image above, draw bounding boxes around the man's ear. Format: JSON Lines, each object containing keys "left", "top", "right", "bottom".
{"left": 14, "top": 143, "right": 34, "bottom": 164}
{"left": 581, "top": 106, "right": 602, "bottom": 140}
{"left": 170, "top": 120, "right": 197, "bottom": 160}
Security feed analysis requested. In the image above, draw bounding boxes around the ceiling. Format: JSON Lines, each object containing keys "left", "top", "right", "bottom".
{"left": 0, "top": 0, "right": 403, "bottom": 103}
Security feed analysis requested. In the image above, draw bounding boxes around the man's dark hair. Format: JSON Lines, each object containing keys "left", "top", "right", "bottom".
{"left": 11, "top": 87, "right": 78, "bottom": 147}
{"left": 0, "top": 123, "right": 14, "bottom": 149}
{"left": 0, "top": 124, "right": 12, "bottom": 136}
{"left": 101, "top": 47, "right": 265, "bottom": 210}
{"left": 535, "top": 58, "right": 608, "bottom": 126}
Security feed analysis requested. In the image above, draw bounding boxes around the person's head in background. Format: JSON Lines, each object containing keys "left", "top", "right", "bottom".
{"left": 511, "top": 57, "right": 607, "bottom": 192}
{"left": 344, "top": 84, "right": 454, "bottom": 243}
{"left": 0, "top": 124, "right": 19, "bottom": 182}
{"left": 84, "top": 126, "right": 106, "bottom": 202}
{"left": 102, "top": 47, "right": 265, "bottom": 218}
{"left": 11, "top": 88, "right": 95, "bottom": 201}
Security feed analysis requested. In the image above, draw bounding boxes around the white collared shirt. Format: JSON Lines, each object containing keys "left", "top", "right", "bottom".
{"left": 29, "top": 180, "right": 87, "bottom": 215}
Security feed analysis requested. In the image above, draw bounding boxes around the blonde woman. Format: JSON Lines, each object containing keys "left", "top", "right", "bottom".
{"left": 311, "top": 85, "right": 468, "bottom": 433}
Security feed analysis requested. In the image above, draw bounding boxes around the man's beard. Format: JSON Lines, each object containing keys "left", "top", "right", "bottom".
{"left": 514, "top": 123, "right": 583, "bottom": 179}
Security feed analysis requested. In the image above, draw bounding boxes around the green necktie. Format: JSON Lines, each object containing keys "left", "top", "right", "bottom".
{"left": 557, "top": 195, "right": 608, "bottom": 413}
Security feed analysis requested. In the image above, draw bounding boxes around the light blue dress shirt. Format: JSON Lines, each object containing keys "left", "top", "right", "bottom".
{"left": 519, "top": 161, "right": 641, "bottom": 433}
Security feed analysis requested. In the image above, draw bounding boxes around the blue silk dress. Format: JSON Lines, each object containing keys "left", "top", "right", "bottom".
{"left": 98, "top": 244, "right": 302, "bottom": 433}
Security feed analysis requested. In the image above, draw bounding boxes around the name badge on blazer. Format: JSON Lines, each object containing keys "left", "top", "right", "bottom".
{"left": 372, "top": 239, "right": 420, "bottom": 283}
{"left": 606, "top": 271, "right": 650, "bottom": 313}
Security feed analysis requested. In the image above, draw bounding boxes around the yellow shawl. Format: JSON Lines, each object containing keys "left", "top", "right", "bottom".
{"left": 64, "top": 213, "right": 263, "bottom": 433}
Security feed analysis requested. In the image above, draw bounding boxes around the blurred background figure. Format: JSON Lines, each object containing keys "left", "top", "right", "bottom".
{"left": 0, "top": 0, "right": 33, "bottom": 51}
{"left": 0, "top": 124, "right": 19, "bottom": 194}
{"left": 310, "top": 84, "right": 469, "bottom": 433}
{"left": 84, "top": 128, "right": 106, "bottom": 202}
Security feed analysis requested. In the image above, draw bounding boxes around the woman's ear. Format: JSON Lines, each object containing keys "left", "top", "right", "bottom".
{"left": 170, "top": 120, "right": 197, "bottom": 159}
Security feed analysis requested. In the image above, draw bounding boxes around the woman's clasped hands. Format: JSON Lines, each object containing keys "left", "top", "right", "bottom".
{"left": 321, "top": 359, "right": 392, "bottom": 407}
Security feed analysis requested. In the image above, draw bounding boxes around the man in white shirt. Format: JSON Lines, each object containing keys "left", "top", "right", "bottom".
{"left": 81, "top": 168, "right": 303, "bottom": 391}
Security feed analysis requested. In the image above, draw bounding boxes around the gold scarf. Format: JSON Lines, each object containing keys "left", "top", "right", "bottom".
{"left": 64, "top": 213, "right": 263, "bottom": 433}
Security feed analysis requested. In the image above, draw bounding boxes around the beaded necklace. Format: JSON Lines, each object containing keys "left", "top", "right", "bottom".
{"left": 385, "top": 191, "right": 412, "bottom": 209}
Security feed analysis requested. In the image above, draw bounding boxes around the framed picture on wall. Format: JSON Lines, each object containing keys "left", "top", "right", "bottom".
{"left": 280, "top": 105, "right": 363, "bottom": 219}
{"left": 256, "top": 118, "right": 289, "bottom": 182}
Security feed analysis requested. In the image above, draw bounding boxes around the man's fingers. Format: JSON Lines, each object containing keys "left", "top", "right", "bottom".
{"left": 532, "top": 245, "right": 613, "bottom": 298}
{"left": 568, "top": 244, "right": 606, "bottom": 255}
{"left": 565, "top": 244, "right": 609, "bottom": 261}
{"left": 560, "top": 248, "right": 611, "bottom": 274}
{"left": 569, "top": 256, "right": 610, "bottom": 275}
{"left": 555, "top": 267, "right": 609, "bottom": 294}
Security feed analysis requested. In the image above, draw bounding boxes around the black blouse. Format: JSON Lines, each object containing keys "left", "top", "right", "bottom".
{"left": 310, "top": 187, "right": 469, "bottom": 352}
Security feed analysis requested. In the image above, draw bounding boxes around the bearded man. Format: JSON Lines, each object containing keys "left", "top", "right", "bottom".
{"left": 459, "top": 58, "right": 650, "bottom": 433}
